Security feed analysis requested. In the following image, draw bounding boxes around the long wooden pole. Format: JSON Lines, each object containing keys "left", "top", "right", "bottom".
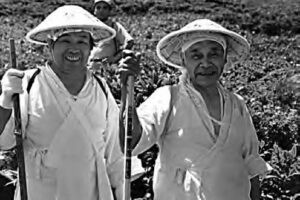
{"left": 122, "top": 76, "right": 134, "bottom": 200}
{"left": 9, "top": 38, "right": 28, "bottom": 200}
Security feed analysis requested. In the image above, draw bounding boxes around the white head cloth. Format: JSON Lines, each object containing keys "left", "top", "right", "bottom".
{"left": 181, "top": 33, "right": 227, "bottom": 57}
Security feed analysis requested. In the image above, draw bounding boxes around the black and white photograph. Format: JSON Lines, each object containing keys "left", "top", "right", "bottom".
{"left": 0, "top": 0, "right": 299, "bottom": 200}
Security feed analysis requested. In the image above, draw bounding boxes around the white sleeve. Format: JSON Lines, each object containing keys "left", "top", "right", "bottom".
{"left": 0, "top": 69, "right": 33, "bottom": 150}
{"left": 237, "top": 95, "right": 271, "bottom": 178}
{"left": 133, "top": 85, "right": 173, "bottom": 155}
{"left": 115, "top": 22, "right": 133, "bottom": 48}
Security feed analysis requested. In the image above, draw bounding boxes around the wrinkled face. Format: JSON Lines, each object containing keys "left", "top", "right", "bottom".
{"left": 94, "top": 2, "right": 111, "bottom": 22}
{"left": 183, "top": 40, "right": 226, "bottom": 88}
{"left": 49, "top": 31, "right": 92, "bottom": 74}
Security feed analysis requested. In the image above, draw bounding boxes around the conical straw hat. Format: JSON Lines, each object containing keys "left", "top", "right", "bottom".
{"left": 156, "top": 19, "right": 250, "bottom": 69}
{"left": 26, "top": 5, "right": 116, "bottom": 45}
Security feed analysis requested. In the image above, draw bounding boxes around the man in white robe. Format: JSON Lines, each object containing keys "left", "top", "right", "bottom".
{"left": 120, "top": 19, "right": 271, "bottom": 200}
{"left": 0, "top": 5, "right": 140, "bottom": 200}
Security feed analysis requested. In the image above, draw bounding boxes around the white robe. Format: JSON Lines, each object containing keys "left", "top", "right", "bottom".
{"left": 0, "top": 65, "right": 123, "bottom": 200}
{"left": 135, "top": 82, "right": 270, "bottom": 200}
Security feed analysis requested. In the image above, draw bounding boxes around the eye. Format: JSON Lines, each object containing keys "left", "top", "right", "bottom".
{"left": 57, "top": 36, "right": 70, "bottom": 43}
{"left": 209, "top": 51, "right": 222, "bottom": 58}
{"left": 210, "top": 53, "right": 218, "bottom": 57}
{"left": 192, "top": 55, "right": 200, "bottom": 60}
{"left": 77, "top": 39, "right": 89, "bottom": 45}
{"left": 191, "top": 54, "right": 203, "bottom": 60}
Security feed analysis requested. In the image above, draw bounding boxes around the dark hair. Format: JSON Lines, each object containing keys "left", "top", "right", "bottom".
{"left": 93, "top": 1, "right": 112, "bottom": 12}
{"left": 89, "top": 36, "right": 96, "bottom": 50}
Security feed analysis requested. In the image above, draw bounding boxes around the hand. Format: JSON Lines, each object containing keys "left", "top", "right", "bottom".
{"left": 0, "top": 69, "right": 24, "bottom": 109}
{"left": 107, "top": 53, "right": 122, "bottom": 64}
{"left": 118, "top": 50, "right": 141, "bottom": 85}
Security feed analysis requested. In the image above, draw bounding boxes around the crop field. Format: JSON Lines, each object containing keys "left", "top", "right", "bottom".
{"left": 0, "top": 0, "right": 299, "bottom": 199}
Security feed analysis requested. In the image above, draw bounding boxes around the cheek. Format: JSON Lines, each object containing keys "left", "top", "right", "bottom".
{"left": 53, "top": 43, "right": 65, "bottom": 53}
{"left": 216, "top": 61, "right": 225, "bottom": 73}
{"left": 52, "top": 49, "right": 61, "bottom": 60}
{"left": 83, "top": 47, "right": 91, "bottom": 57}
{"left": 53, "top": 48, "right": 64, "bottom": 60}
{"left": 183, "top": 57, "right": 196, "bottom": 72}
{"left": 185, "top": 65, "right": 197, "bottom": 79}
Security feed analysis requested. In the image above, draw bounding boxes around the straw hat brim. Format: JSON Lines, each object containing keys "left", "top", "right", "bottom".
{"left": 26, "top": 5, "right": 116, "bottom": 45}
{"left": 156, "top": 24, "right": 250, "bottom": 69}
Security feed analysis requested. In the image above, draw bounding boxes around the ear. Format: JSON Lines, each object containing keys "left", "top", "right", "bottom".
{"left": 46, "top": 38, "right": 55, "bottom": 61}
{"left": 47, "top": 38, "right": 54, "bottom": 49}
{"left": 89, "top": 35, "right": 95, "bottom": 50}
{"left": 224, "top": 47, "right": 228, "bottom": 63}
{"left": 180, "top": 51, "right": 186, "bottom": 67}
{"left": 110, "top": 6, "right": 117, "bottom": 16}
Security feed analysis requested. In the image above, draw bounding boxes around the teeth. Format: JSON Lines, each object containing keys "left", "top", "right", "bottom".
{"left": 66, "top": 55, "right": 80, "bottom": 61}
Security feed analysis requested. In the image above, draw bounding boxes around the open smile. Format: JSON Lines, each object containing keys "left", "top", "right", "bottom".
{"left": 65, "top": 55, "right": 80, "bottom": 62}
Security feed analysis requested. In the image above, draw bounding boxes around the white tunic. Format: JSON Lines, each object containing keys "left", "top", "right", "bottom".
{"left": 0, "top": 65, "right": 123, "bottom": 200}
{"left": 134, "top": 82, "right": 270, "bottom": 200}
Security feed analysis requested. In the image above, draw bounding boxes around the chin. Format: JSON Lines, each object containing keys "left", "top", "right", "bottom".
{"left": 195, "top": 80, "right": 219, "bottom": 88}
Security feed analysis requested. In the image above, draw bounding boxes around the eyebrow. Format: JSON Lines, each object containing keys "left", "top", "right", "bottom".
{"left": 211, "top": 47, "right": 224, "bottom": 51}
{"left": 189, "top": 48, "right": 200, "bottom": 53}
{"left": 187, "top": 45, "right": 225, "bottom": 54}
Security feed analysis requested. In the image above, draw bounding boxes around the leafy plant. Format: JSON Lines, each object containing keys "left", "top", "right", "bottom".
{"left": 261, "top": 144, "right": 300, "bottom": 200}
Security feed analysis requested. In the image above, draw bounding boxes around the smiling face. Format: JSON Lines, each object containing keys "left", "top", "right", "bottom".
{"left": 182, "top": 40, "right": 226, "bottom": 89}
{"left": 49, "top": 31, "right": 92, "bottom": 75}
{"left": 93, "top": 2, "right": 112, "bottom": 22}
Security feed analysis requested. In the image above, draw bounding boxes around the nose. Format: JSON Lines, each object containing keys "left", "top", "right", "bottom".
{"left": 68, "top": 48, "right": 80, "bottom": 54}
{"left": 96, "top": 6, "right": 106, "bottom": 12}
{"left": 200, "top": 57, "right": 211, "bottom": 68}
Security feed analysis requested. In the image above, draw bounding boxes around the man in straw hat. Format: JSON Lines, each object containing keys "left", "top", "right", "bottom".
{"left": 0, "top": 5, "right": 139, "bottom": 200}
{"left": 89, "top": 0, "right": 134, "bottom": 71}
{"left": 119, "top": 19, "right": 271, "bottom": 200}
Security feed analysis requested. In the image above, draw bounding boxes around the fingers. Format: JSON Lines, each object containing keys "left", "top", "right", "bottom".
{"left": 118, "top": 50, "right": 141, "bottom": 86}
{"left": 118, "top": 62, "right": 140, "bottom": 77}
{"left": 121, "top": 49, "right": 135, "bottom": 58}
{"left": 6, "top": 69, "right": 24, "bottom": 78}
{"left": 1, "top": 69, "right": 25, "bottom": 95}
{"left": 121, "top": 50, "right": 141, "bottom": 61}
{"left": 119, "top": 51, "right": 141, "bottom": 69}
